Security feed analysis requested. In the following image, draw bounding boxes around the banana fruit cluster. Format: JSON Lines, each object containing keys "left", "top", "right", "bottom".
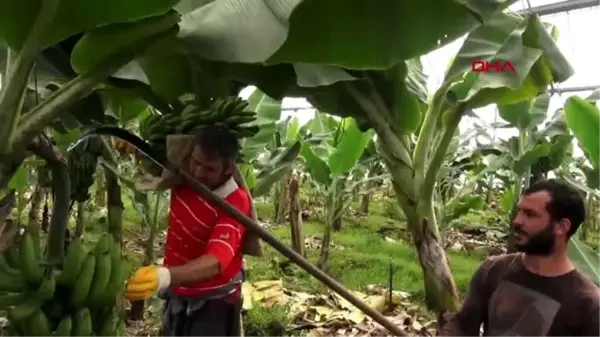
{"left": 0, "top": 232, "right": 127, "bottom": 336}
{"left": 67, "top": 142, "right": 98, "bottom": 203}
{"left": 139, "top": 96, "right": 260, "bottom": 150}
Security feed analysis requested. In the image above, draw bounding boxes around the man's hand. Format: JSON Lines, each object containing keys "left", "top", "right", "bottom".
{"left": 125, "top": 265, "right": 171, "bottom": 301}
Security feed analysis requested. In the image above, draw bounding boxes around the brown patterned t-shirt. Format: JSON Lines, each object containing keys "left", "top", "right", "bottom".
{"left": 440, "top": 253, "right": 600, "bottom": 336}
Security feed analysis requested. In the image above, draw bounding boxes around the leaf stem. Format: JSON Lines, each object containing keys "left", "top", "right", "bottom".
{"left": 12, "top": 28, "right": 178, "bottom": 149}
{"left": 0, "top": 0, "right": 60, "bottom": 154}
{"left": 422, "top": 104, "right": 465, "bottom": 205}
{"left": 46, "top": 160, "right": 70, "bottom": 264}
{"left": 412, "top": 81, "right": 453, "bottom": 196}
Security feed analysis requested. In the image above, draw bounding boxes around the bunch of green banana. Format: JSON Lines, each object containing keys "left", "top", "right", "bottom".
{"left": 67, "top": 147, "right": 98, "bottom": 203}
{"left": 176, "top": 96, "right": 260, "bottom": 138}
{"left": 1, "top": 232, "right": 127, "bottom": 336}
{"left": 138, "top": 113, "right": 181, "bottom": 143}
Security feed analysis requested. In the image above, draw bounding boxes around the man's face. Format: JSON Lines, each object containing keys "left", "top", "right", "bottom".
{"left": 189, "top": 145, "right": 232, "bottom": 189}
{"left": 513, "top": 191, "right": 559, "bottom": 255}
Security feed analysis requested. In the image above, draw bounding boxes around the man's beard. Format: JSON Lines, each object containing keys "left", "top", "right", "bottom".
{"left": 514, "top": 222, "right": 555, "bottom": 256}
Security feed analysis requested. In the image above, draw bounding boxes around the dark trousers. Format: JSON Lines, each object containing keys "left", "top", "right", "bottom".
{"left": 161, "top": 298, "right": 243, "bottom": 336}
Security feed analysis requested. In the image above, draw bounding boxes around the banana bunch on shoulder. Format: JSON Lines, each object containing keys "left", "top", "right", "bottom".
{"left": 138, "top": 95, "right": 261, "bottom": 143}
{"left": 0, "top": 231, "right": 127, "bottom": 336}
{"left": 176, "top": 96, "right": 260, "bottom": 138}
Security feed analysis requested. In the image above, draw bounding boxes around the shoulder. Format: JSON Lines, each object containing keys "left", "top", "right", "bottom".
{"left": 171, "top": 185, "right": 193, "bottom": 201}
{"left": 224, "top": 187, "right": 251, "bottom": 213}
{"left": 482, "top": 253, "right": 520, "bottom": 273}
{"left": 573, "top": 270, "right": 600, "bottom": 306}
{"left": 474, "top": 253, "right": 520, "bottom": 286}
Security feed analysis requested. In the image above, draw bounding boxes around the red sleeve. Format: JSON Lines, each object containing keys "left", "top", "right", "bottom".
{"left": 205, "top": 190, "right": 249, "bottom": 270}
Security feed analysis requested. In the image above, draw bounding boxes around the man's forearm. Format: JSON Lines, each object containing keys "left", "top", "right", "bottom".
{"left": 168, "top": 254, "right": 220, "bottom": 287}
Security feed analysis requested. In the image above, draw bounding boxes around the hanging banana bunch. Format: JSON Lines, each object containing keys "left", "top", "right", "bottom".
{"left": 0, "top": 232, "right": 127, "bottom": 336}
{"left": 67, "top": 139, "right": 100, "bottom": 203}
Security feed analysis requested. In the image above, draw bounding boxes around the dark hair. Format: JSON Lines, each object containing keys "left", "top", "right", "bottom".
{"left": 194, "top": 127, "right": 240, "bottom": 161}
{"left": 523, "top": 179, "right": 586, "bottom": 237}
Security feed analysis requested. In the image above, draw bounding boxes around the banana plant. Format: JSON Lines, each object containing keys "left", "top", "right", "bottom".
{"left": 354, "top": 140, "right": 386, "bottom": 215}
{"left": 299, "top": 112, "right": 374, "bottom": 268}
{"left": 559, "top": 156, "right": 600, "bottom": 286}
{"left": 283, "top": 12, "right": 573, "bottom": 314}
{"left": 493, "top": 93, "right": 569, "bottom": 251}
{"left": 435, "top": 133, "right": 511, "bottom": 236}
{"left": 238, "top": 89, "right": 302, "bottom": 199}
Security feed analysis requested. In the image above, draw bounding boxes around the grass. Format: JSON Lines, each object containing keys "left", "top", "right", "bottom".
{"left": 247, "top": 200, "right": 484, "bottom": 302}
{"left": 118, "top": 196, "right": 485, "bottom": 302}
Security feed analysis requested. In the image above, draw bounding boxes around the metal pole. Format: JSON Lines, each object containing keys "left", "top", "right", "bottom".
{"left": 516, "top": 0, "right": 599, "bottom": 16}
{"left": 550, "top": 85, "right": 600, "bottom": 94}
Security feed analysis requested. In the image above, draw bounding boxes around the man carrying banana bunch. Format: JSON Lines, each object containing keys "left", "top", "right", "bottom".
{"left": 124, "top": 128, "right": 250, "bottom": 336}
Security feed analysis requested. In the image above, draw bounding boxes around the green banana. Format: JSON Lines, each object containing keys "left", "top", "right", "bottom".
{"left": 57, "top": 239, "right": 87, "bottom": 286}
{"left": 98, "top": 310, "right": 118, "bottom": 336}
{"left": 28, "top": 309, "right": 52, "bottom": 336}
{"left": 0, "top": 292, "right": 28, "bottom": 309}
{"left": 94, "top": 233, "right": 112, "bottom": 255}
{"left": 225, "top": 115, "right": 256, "bottom": 125}
{"left": 100, "top": 245, "right": 126, "bottom": 305}
{"left": 9, "top": 297, "right": 41, "bottom": 322}
{"left": 4, "top": 243, "right": 21, "bottom": 269}
{"left": 53, "top": 316, "right": 73, "bottom": 336}
{"left": 0, "top": 272, "right": 27, "bottom": 292}
{"left": 72, "top": 307, "right": 93, "bottom": 336}
{"left": 19, "top": 230, "right": 43, "bottom": 284}
{"left": 35, "top": 269, "right": 56, "bottom": 301}
{"left": 70, "top": 253, "right": 96, "bottom": 308}
{"left": 86, "top": 251, "right": 112, "bottom": 306}
{"left": 0, "top": 253, "right": 21, "bottom": 276}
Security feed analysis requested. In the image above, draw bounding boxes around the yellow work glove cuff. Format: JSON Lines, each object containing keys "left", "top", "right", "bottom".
{"left": 157, "top": 266, "right": 171, "bottom": 291}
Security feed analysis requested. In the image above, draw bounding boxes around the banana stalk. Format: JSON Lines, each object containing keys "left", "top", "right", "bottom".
{"left": 348, "top": 80, "right": 462, "bottom": 315}
{"left": 0, "top": 0, "right": 60, "bottom": 155}
{"left": 46, "top": 160, "right": 71, "bottom": 264}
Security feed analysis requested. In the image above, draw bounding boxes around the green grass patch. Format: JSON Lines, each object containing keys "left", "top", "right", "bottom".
{"left": 246, "top": 202, "right": 484, "bottom": 304}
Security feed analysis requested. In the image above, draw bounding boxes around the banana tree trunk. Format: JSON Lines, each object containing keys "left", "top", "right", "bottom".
{"left": 388, "top": 178, "right": 460, "bottom": 314}
{"left": 275, "top": 171, "right": 291, "bottom": 224}
{"left": 317, "top": 221, "right": 332, "bottom": 270}
{"left": 46, "top": 161, "right": 71, "bottom": 264}
{"left": 100, "top": 139, "right": 123, "bottom": 246}
{"left": 289, "top": 174, "right": 305, "bottom": 257}
{"left": 99, "top": 138, "right": 127, "bottom": 320}
{"left": 360, "top": 193, "right": 371, "bottom": 214}
{"left": 375, "top": 125, "right": 461, "bottom": 316}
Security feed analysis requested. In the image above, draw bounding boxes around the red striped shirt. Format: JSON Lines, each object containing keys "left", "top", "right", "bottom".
{"left": 163, "top": 177, "right": 249, "bottom": 297}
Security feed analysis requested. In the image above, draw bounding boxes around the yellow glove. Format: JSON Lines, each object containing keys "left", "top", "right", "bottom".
{"left": 125, "top": 265, "right": 171, "bottom": 301}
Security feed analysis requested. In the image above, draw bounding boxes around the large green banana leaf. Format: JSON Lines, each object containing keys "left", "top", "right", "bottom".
{"left": 569, "top": 237, "right": 600, "bottom": 286}
{"left": 563, "top": 97, "right": 600, "bottom": 169}
{"left": 172, "top": 0, "right": 514, "bottom": 68}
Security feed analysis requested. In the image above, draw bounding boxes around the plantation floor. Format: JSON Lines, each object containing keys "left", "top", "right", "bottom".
{"left": 246, "top": 203, "right": 484, "bottom": 300}
{"left": 117, "top": 198, "right": 487, "bottom": 336}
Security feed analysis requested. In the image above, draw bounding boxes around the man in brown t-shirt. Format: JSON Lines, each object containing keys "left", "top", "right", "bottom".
{"left": 441, "top": 179, "right": 599, "bottom": 336}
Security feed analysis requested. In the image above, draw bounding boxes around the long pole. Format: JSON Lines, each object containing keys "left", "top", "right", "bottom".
{"left": 516, "top": 0, "right": 599, "bottom": 16}
{"left": 550, "top": 85, "right": 600, "bottom": 94}
{"left": 77, "top": 127, "right": 408, "bottom": 337}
